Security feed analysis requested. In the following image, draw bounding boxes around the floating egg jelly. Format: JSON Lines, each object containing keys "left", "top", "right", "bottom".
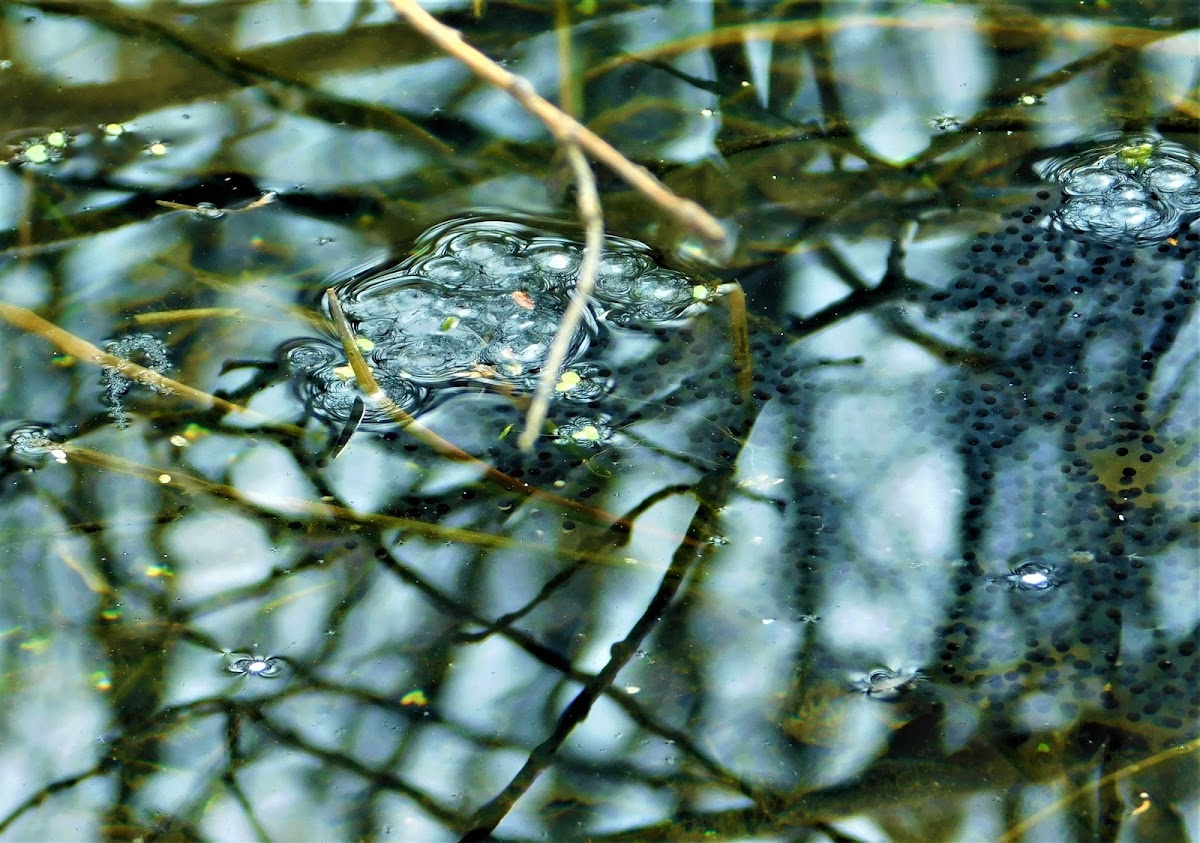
{"left": 1035, "top": 133, "right": 1200, "bottom": 247}
{"left": 283, "top": 218, "right": 709, "bottom": 431}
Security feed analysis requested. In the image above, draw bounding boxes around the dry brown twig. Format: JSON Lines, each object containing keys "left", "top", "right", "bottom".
{"left": 517, "top": 143, "right": 602, "bottom": 450}
{"left": 387, "top": 0, "right": 727, "bottom": 246}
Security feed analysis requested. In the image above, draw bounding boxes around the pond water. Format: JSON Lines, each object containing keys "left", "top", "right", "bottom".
{"left": 1, "top": 2, "right": 1197, "bottom": 841}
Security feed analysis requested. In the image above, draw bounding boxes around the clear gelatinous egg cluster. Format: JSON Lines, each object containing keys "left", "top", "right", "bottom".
{"left": 1034, "top": 133, "right": 1200, "bottom": 247}
{"left": 285, "top": 218, "right": 707, "bottom": 429}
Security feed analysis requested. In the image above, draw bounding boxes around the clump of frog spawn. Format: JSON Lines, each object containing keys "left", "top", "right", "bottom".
{"left": 282, "top": 218, "right": 713, "bottom": 433}
{"left": 1035, "top": 133, "right": 1200, "bottom": 247}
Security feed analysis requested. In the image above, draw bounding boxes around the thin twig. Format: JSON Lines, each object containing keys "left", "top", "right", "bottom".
{"left": 60, "top": 441, "right": 622, "bottom": 566}
{"left": 723, "top": 283, "right": 753, "bottom": 403}
{"left": 518, "top": 144, "right": 603, "bottom": 450}
{"left": 995, "top": 736, "right": 1200, "bottom": 843}
{"left": 387, "top": 0, "right": 727, "bottom": 247}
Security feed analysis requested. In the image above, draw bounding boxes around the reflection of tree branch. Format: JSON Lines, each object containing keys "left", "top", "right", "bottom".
{"left": 996, "top": 736, "right": 1200, "bottom": 843}
{"left": 23, "top": 0, "right": 452, "bottom": 157}
{"left": 459, "top": 470, "right": 752, "bottom": 840}
{"left": 0, "top": 761, "right": 114, "bottom": 835}
{"left": 246, "top": 708, "right": 468, "bottom": 829}
{"left": 368, "top": 542, "right": 760, "bottom": 806}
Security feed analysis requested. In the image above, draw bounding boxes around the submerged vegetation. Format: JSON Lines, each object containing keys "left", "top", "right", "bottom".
{"left": 0, "top": 1, "right": 1197, "bottom": 841}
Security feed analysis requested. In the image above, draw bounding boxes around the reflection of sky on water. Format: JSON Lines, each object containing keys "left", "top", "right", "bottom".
{"left": 0, "top": 2, "right": 1197, "bottom": 841}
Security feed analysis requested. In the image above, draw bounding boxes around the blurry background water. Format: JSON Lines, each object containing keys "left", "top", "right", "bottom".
{"left": 0, "top": 1, "right": 1197, "bottom": 841}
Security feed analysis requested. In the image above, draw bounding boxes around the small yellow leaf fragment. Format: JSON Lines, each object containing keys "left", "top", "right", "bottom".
{"left": 691, "top": 285, "right": 709, "bottom": 301}
{"left": 555, "top": 370, "right": 582, "bottom": 392}
{"left": 401, "top": 689, "right": 428, "bottom": 707}
{"left": 354, "top": 337, "right": 375, "bottom": 353}
{"left": 332, "top": 365, "right": 356, "bottom": 380}
{"left": 571, "top": 425, "right": 601, "bottom": 443}
{"left": 1119, "top": 143, "right": 1153, "bottom": 168}
{"left": 19, "top": 637, "right": 51, "bottom": 654}
{"left": 144, "top": 564, "right": 173, "bottom": 578}
{"left": 178, "top": 423, "right": 211, "bottom": 443}
{"left": 22, "top": 143, "right": 50, "bottom": 164}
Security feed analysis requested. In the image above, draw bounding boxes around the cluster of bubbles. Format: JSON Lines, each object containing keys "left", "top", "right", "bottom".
{"left": 100, "top": 333, "right": 172, "bottom": 428}
{"left": 995, "top": 560, "right": 1064, "bottom": 592}
{"left": 284, "top": 218, "right": 710, "bottom": 431}
{"left": 1034, "top": 133, "right": 1200, "bottom": 247}
{"left": 224, "top": 652, "right": 285, "bottom": 679}
{"left": 1, "top": 422, "right": 64, "bottom": 471}
{"left": 851, "top": 667, "right": 926, "bottom": 701}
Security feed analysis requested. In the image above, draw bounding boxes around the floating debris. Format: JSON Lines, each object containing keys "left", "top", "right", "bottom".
{"left": 852, "top": 668, "right": 926, "bottom": 701}
{"left": 2, "top": 422, "right": 66, "bottom": 469}
{"left": 191, "top": 201, "right": 226, "bottom": 221}
{"left": 552, "top": 415, "right": 614, "bottom": 448}
{"left": 10, "top": 134, "right": 67, "bottom": 166}
{"left": 929, "top": 115, "right": 962, "bottom": 132}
